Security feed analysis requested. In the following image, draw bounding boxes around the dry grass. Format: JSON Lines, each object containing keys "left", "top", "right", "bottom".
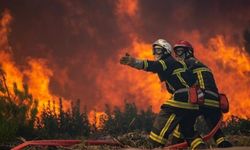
{"left": 11, "top": 132, "right": 250, "bottom": 150}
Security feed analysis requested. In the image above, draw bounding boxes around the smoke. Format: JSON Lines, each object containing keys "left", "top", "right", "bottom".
{"left": 137, "top": 0, "right": 250, "bottom": 46}
{"left": 1, "top": 0, "right": 131, "bottom": 107}
{"left": 0, "top": 0, "right": 250, "bottom": 114}
{"left": 243, "top": 28, "right": 250, "bottom": 54}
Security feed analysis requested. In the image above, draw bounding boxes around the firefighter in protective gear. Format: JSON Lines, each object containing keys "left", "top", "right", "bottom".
{"left": 171, "top": 40, "right": 232, "bottom": 148}
{"left": 120, "top": 39, "right": 206, "bottom": 149}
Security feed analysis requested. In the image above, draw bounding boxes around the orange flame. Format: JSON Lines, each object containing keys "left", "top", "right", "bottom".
{"left": 96, "top": 36, "right": 170, "bottom": 113}
{"left": 1, "top": 5, "right": 250, "bottom": 127}
{"left": 0, "top": 10, "right": 70, "bottom": 114}
{"left": 97, "top": 32, "right": 250, "bottom": 122}
{"left": 176, "top": 31, "right": 250, "bottom": 119}
{"left": 94, "top": 1, "right": 250, "bottom": 122}
{"left": 88, "top": 110, "right": 107, "bottom": 128}
{"left": 207, "top": 36, "right": 250, "bottom": 119}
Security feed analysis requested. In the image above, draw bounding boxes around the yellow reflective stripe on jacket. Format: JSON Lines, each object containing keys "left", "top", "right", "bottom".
{"left": 164, "top": 100, "right": 199, "bottom": 110}
{"left": 193, "top": 67, "right": 211, "bottom": 73}
{"left": 143, "top": 60, "right": 148, "bottom": 70}
{"left": 179, "top": 60, "right": 187, "bottom": 69}
{"left": 159, "top": 60, "right": 167, "bottom": 71}
{"left": 197, "top": 71, "right": 205, "bottom": 88}
{"left": 149, "top": 131, "right": 167, "bottom": 144}
{"left": 172, "top": 68, "right": 186, "bottom": 74}
{"left": 160, "top": 114, "right": 176, "bottom": 137}
{"left": 172, "top": 68, "right": 189, "bottom": 88}
{"left": 176, "top": 73, "right": 189, "bottom": 87}
{"left": 193, "top": 67, "right": 211, "bottom": 89}
{"left": 204, "top": 99, "right": 220, "bottom": 108}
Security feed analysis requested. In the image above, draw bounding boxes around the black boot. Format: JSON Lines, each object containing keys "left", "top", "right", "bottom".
{"left": 188, "top": 137, "right": 207, "bottom": 150}
{"left": 147, "top": 138, "right": 165, "bottom": 149}
{"left": 171, "top": 136, "right": 185, "bottom": 145}
{"left": 217, "top": 140, "right": 233, "bottom": 148}
{"left": 194, "top": 143, "right": 207, "bottom": 149}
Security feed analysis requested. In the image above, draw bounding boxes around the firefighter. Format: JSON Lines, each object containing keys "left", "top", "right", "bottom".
{"left": 120, "top": 39, "right": 206, "bottom": 149}
{"left": 171, "top": 40, "right": 232, "bottom": 148}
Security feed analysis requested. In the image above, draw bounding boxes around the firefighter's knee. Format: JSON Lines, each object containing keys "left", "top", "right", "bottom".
{"left": 173, "top": 124, "right": 182, "bottom": 138}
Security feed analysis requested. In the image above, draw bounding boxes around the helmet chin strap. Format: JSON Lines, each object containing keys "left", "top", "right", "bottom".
{"left": 154, "top": 52, "right": 170, "bottom": 60}
{"left": 154, "top": 54, "right": 162, "bottom": 60}
{"left": 180, "top": 53, "right": 186, "bottom": 59}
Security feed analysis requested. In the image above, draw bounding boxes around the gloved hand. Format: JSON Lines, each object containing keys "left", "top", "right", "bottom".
{"left": 120, "top": 53, "right": 136, "bottom": 65}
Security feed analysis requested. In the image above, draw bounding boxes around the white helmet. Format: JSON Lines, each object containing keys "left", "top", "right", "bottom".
{"left": 153, "top": 39, "right": 172, "bottom": 54}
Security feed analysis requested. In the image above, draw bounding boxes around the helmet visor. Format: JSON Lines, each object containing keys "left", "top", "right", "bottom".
{"left": 174, "top": 47, "right": 185, "bottom": 56}
{"left": 153, "top": 46, "right": 164, "bottom": 55}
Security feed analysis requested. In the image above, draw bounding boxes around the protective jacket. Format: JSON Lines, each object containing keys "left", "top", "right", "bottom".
{"left": 143, "top": 55, "right": 199, "bottom": 109}
{"left": 171, "top": 57, "right": 231, "bottom": 148}
{"left": 185, "top": 57, "right": 220, "bottom": 108}
{"left": 142, "top": 55, "right": 203, "bottom": 148}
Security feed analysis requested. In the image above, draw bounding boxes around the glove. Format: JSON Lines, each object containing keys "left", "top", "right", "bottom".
{"left": 120, "top": 53, "right": 135, "bottom": 65}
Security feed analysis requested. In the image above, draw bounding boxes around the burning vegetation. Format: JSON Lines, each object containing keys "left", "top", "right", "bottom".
{"left": 0, "top": 0, "right": 250, "bottom": 149}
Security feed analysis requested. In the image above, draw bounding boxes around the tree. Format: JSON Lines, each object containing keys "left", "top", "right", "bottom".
{"left": 39, "top": 100, "right": 59, "bottom": 138}
{"left": 100, "top": 101, "right": 156, "bottom": 136}
{"left": 38, "top": 98, "right": 90, "bottom": 138}
{"left": 0, "top": 69, "right": 38, "bottom": 142}
{"left": 71, "top": 99, "right": 90, "bottom": 137}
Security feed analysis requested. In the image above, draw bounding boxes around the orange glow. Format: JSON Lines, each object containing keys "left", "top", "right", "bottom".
{"left": 96, "top": 37, "right": 170, "bottom": 113}
{"left": 88, "top": 110, "right": 107, "bottom": 129}
{"left": 102, "top": 33, "right": 250, "bottom": 121}
{"left": 0, "top": 10, "right": 70, "bottom": 115}
{"left": 207, "top": 36, "right": 250, "bottom": 119}
{"left": 164, "top": 31, "right": 250, "bottom": 120}
{"left": 23, "top": 58, "right": 71, "bottom": 112}
{"left": 116, "top": 0, "right": 138, "bottom": 17}
{"left": 0, "top": 9, "right": 12, "bottom": 49}
{"left": 0, "top": 10, "right": 24, "bottom": 94}
{"left": 1, "top": 6, "right": 250, "bottom": 126}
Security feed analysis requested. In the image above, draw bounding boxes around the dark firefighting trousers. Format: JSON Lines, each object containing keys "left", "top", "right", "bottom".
{"left": 149, "top": 105, "right": 204, "bottom": 149}
{"left": 172, "top": 106, "right": 227, "bottom": 146}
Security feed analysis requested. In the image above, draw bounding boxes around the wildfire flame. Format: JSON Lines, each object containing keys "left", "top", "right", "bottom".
{"left": 97, "top": 32, "right": 250, "bottom": 121}
{"left": 0, "top": 10, "right": 70, "bottom": 114}
{"left": 1, "top": 3, "right": 250, "bottom": 127}
{"left": 176, "top": 31, "right": 250, "bottom": 119}
{"left": 207, "top": 36, "right": 250, "bottom": 119}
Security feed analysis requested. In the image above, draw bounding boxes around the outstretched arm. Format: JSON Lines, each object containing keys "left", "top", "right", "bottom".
{"left": 120, "top": 53, "right": 167, "bottom": 73}
{"left": 120, "top": 53, "right": 144, "bottom": 70}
